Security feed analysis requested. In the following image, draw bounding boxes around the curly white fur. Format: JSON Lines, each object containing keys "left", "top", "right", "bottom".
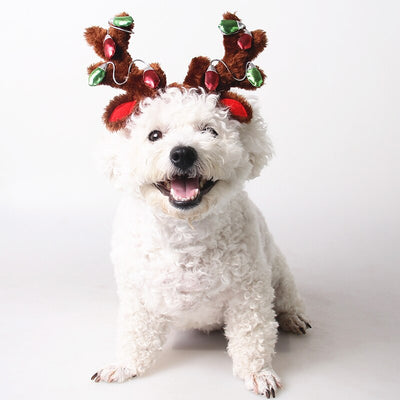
{"left": 93, "top": 88, "right": 310, "bottom": 396}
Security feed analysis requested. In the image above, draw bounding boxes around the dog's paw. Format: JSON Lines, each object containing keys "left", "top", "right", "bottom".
{"left": 277, "top": 312, "right": 311, "bottom": 335}
{"left": 245, "top": 369, "right": 282, "bottom": 397}
{"left": 91, "top": 365, "right": 136, "bottom": 383}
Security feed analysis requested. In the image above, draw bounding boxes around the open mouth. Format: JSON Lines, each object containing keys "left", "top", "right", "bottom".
{"left": 154, "top": 175, "right": 217, "bottom": 209}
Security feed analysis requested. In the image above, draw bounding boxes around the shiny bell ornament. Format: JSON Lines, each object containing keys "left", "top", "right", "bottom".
{"left": 218, "top": 19, "right": 245, "bottom": 35}
{"left": 143, "top": 66, "right": 160, "bottom": 89}
{"left": 103, "top": 34, "right": 116, "bottom": 59}
{"left": 88, "top": 63, "right": 108, "bottom": 86}
{"left": 109, "top": 15, "right": 134, "bottom": 28}
{"left": 204, "top": 64, "right": 219, "bottom": 91}
{"left": 246, "top": 63, "right": 263, "bottom": 87}
{"left": 237, "top": 29, "right": 253, "bottom": 50}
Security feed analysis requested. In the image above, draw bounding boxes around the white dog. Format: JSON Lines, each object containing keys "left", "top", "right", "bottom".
{"left": 90, "top": 87, "right": 310, "bottom": 397}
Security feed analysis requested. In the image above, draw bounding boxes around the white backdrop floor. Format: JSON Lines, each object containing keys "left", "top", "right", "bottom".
{"left": 1, "top": 210, "right": 399, "bottom": 400}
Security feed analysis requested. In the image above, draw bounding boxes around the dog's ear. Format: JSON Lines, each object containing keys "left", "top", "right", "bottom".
{"left": 219, "top": 92, "right": 253, "bottom": 123}
{"left": 238, "top": 102, "right": 273, "bottom": 180}
{"left": 98, "top": 130, "right": 131, "bottom": 188}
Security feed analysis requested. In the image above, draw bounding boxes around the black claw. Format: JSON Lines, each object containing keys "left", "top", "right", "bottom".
{"left": 91, "top": 372, "right": 98, "bottom": 381}
{"left": 306, "top": 322, "right": 312, "bottom": 329}
{"left": 271, "top": 388, "right": 275, "bottom": 398}
{"left": 265, "top": 389, "right": 270, "bottom": 398}
{"left": 300, "top": 327, "right": 306, "bottom": 334}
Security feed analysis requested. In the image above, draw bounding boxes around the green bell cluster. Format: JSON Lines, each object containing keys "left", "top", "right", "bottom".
{"left": 111, "top": 15, "right": 134, "bottom": 28}
{"left": 88, "top": 63, "right": 108, "bottom": 86}
{"left": 218, "top": 19, "right": 245, "bottom": 35}
{"left": 246, "top": 64, "right": 263, "bottom": 88}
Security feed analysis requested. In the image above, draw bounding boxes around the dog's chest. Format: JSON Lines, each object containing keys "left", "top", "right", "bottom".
{"left": 112, "top": 196, "right": 259, "bottom": 315}
{"left": 136, "top": 220, "right": 249, "bottom": 314}
{"left": 140, "top": 239, "right": 228, "bottom": 312}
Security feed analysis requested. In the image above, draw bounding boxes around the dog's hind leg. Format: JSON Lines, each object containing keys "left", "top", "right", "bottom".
{"left": 256, "top": 208, "right": 311, "bottom": 335}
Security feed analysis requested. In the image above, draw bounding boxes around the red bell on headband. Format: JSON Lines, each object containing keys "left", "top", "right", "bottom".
{"left": 143, "top": 66, "right": 160, "bottom": 89}
{"left": 204, "top": 64, "right": 219, "bottom": 91}
{"left": 103, "top": 34, "right": 116, "bottom": 59}
{"left": 237, "top": 29, "right": 252, "bottom": 50}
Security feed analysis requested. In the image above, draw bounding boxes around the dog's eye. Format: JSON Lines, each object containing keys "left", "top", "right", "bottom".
{"left": 148, "top": 130, "right": 163, "bottom": 142}
{"left": 202, "top": 126, "right": 218, "bottom": 137}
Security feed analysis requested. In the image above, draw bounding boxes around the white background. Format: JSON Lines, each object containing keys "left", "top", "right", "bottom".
{"left": 1, "top": 0, "right": 399, "bottom": 399}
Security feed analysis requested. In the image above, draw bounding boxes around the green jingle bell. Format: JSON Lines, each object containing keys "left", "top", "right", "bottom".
{"left": 218, "top": 19, "right": 245, "bottom": 35}
{"left": 246, "top": 63, "right": 263, "bottom": 87}
{"left": 88, "top": 63, "right": 108, "bottom": 86}
{"left": 111, "top": 15, "right": 134, "bottom": 28}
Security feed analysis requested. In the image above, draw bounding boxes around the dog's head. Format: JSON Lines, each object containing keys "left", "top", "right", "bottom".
{"left": 102, "top": 87, "right": 272, "bottom": 219}
{"left": 86, "top": 12, "right": 272, "bottom": 220}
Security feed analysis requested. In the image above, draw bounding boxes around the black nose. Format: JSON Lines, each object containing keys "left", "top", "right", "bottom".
{"left": 170, "top": 146, "right": 198, "bottom": 170}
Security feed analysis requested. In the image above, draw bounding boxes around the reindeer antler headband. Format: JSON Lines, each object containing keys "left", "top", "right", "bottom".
{"left": 85, "top": 12, "right": 267, "bottom": 131}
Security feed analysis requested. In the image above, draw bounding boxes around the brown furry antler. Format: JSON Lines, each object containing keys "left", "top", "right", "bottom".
{"left": 84, "top": 12, "right": 167, "bottom": 131}
{"left": 184, "top": 12, "right": 267, "bottom": 92}
{"left": 183, "top": 12, "right": 267, "bottom": 122}
{"left": 85, "top": 12, "right": 267, "bottom": 129}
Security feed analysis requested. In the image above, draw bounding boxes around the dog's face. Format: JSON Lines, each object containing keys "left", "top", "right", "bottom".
{"left": 103, "top": 88, "right": 272, "bottom": 220}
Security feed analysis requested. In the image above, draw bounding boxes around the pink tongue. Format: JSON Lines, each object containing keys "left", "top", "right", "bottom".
{"left": 171, "top": 177, "right": 199, "bottom": 199}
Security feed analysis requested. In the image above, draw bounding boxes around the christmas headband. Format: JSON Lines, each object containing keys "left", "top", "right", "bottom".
{"left": 85, "top": 12, "right": 267, "bottom": 131}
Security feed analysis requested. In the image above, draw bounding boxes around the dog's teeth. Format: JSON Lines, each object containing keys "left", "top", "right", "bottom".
{"left": 171, "top": 189, "right": 184, "bottom": 202}
{"left": 171, "top": 187, "right": 199, "bottom": 202}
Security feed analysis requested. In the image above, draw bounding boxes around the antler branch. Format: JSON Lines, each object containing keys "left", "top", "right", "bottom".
{"left": 217, "top": 12, "right": 267, "bottom": 91}
{"left": 84, "top": 12, "right": 167, "bottom": 131}
{"left": 184, "top": 12, "right": 267, "bottom": 93}
{"left": 85, "top": 12, "right": 136, "bottom": 88}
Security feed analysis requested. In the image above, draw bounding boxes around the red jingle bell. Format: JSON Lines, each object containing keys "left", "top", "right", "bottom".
{"left": 237, "top": 30, "right": 253, "bottom": 50}
{"left": 103, "top": 34, "right": 116, "bottom": 59}
{"left": 143, "top": 66, "right": 160, "bottom": 89}
{"left": 204, "top": 64, "right": 219, "bottom": 91}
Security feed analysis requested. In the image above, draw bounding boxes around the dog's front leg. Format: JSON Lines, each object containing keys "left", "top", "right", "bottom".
{"left": 225, "top": 287, "right": 281, "bottom": 397}
{"left": 91, "top": 300, "right": 170, "bottom": 383}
